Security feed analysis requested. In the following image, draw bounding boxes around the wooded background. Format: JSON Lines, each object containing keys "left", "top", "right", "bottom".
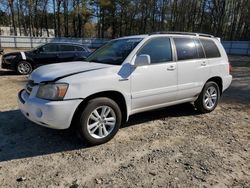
{"left": 0, "top": 0, "right": 249, "bottom": 40}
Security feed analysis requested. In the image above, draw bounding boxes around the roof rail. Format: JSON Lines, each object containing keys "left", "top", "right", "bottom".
{"left": 149, "top": 31, "right": 214, "bottom": 38}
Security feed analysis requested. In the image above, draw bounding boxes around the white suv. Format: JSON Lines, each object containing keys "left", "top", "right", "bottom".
{"left": 18, "top": 32, "right": 232, "bottom": 145}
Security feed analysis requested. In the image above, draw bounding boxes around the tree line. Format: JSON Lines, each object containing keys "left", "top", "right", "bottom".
{"left": 0, "top": 0, "right": 249, "bottom": 40}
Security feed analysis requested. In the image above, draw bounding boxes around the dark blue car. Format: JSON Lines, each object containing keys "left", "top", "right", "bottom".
{"left": 1, "top": 42, "right": 92, "bottom": 75}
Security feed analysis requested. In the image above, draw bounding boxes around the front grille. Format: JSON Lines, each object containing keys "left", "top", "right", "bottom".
{"left": 2, "top": 58, "right": 7, "bottom": 65}
{"left": 26, "top": 80, "right": 37, "bottom": 95}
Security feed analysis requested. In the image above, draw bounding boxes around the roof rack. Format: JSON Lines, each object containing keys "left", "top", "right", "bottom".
{"left": 149, "top": 31, "right": 214, "bottom": 38}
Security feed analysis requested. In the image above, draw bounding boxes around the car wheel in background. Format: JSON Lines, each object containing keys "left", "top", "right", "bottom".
{"left": 16, "top": 61, "right": 33, "bottom": 75}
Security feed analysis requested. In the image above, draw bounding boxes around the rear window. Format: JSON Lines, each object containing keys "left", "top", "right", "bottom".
{"left": 173, "top": 37, "right": 199, "bottom": 60}
{"left": 200, "top": 39, "right": 221, "bottom": 58}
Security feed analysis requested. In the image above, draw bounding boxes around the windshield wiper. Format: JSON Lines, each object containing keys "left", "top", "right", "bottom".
{"left": 89, "top": 59, "right": 103, "bottom": 63}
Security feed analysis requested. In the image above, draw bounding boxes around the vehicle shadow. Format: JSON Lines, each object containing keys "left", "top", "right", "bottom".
{"left": 0, "top": 103, "right": 197, "bottom": 162}
{"left": 125, "top": 103, "right": 197, "bottom": 127}
{"left": 0, "top": 110, "right": 85, "bottom": 162}
{"left": 0, "top": 70, "right": 18, "bottom": 76}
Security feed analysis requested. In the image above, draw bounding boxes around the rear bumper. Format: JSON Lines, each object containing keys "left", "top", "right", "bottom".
{"left": 18, "top": 89, "right": 83, "bottom": 129}
{"left": 222, "top": 75, "right": 232, "bottom": 91}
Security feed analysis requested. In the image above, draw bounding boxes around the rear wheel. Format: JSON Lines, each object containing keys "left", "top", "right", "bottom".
{"left": 194, "top": 81, "right": 220, "bottom": 113}
{"left": 16, "top": 61, "right": 32, "bottom": 75}
{"left": 77, "top": 97, "right": 122, "bottom": 145}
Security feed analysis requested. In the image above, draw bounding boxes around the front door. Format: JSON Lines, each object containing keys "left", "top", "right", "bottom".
{"left": 131, "top": 37, "right": 177, "bottom": 111}
{"left": 33, "top": 43, "right": 59, "bottom": 67}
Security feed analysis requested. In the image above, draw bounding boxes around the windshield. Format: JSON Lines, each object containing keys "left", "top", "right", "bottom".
{"left": 86, "top": 38, "right": 143, "bottom": 65}
{"left": 32, "top": 43, "right": 46, "bottom": 52}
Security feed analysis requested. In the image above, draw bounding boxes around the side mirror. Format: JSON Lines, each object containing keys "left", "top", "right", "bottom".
{"left": 134, "top": 54, "right": 151, "bottom": 66}
{"left": 34, "top": 49, "right": 39, "bottom": 54}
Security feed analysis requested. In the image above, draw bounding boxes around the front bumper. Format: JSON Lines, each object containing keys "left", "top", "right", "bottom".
{"left": 18, "top": 89, "right": 82, "bottom": 129}
{"left": 1, "top": 57, "right": 13, "bottom": 70}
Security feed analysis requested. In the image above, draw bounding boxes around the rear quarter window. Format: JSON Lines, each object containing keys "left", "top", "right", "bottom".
{"left": 200, "top": 39, "right": 221, "bottom": 58}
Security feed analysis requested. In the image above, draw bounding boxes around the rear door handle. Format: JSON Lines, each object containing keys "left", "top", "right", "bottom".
{"left": 201, "top": 61, "right": 207, "bottom": 66}
{"left": 167, "top": 65, "right": 176, "bottom": 71}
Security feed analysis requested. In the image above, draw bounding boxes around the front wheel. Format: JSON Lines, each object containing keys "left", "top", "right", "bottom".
{"left": 194, "top": 81, "right": 220, "bottom": 113}
{"left": 16, "top": 61, "right": 33, "bottom": 75}
{"left": 77, "top": 97, "right": 122, "bottom": 145}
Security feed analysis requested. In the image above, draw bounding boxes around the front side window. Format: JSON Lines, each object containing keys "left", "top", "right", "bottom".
{"left": 40, "top": 44, "right": 58, "bottom": 52}
{"left": 200, "top": 39, "right": 221, "bottom": 58}
{"left": 74, "top": 46, "right": 85, "bottom": 52}
{"left": 138, "top": 37, "right": 172, "bottom": 64}
{"left": 174, "top": 37, "right": 199, "bottom": 60}
{"left": 86, "top": 38, "right": 142, "bottom": 65}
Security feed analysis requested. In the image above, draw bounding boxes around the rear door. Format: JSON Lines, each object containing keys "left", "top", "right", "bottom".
{"left": 173, "top": 37, "right": 210, "bottom": 100}
{"left": 57, "top": 44, "right": 76, "bottom": 62}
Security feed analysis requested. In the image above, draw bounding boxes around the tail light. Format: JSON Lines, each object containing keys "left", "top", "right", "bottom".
{"left": 229, "top": 62, "right": 232, "bottom": 74}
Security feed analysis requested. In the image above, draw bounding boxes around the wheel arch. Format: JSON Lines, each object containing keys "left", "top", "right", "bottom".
{"left": 70, "top": 90, "right": 128, "bottom": 129}
{"left": 206, "top": 76, "right": 223, "bottom": 95}
{"left": 16, "top": 58, "right": 34, "bottom": 68}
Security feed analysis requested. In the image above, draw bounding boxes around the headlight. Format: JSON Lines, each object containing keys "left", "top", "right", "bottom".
{"left": 5, "top": 55, "right": 16, "bottom": 60}
{"left": 36, "top": 83, "right": 69, "bottom": 100}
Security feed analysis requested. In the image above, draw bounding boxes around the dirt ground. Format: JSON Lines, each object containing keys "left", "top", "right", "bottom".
{"left": 0, "top": 51, "right": 249, "bottom": 187}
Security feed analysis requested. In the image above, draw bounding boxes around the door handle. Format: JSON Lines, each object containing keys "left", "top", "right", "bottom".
{"left": 201, "top": 61, "right": 206, "bottom": 66}
{"left": 167, "top": 65, "right": 176, "bottom": 71}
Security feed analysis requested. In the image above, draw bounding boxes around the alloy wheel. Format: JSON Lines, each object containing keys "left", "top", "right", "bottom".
{"left": 87, "top": 106, "right": 116, "bottom": 139}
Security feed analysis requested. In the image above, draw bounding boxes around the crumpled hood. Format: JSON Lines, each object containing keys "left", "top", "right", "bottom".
{"left": 30, "top": 61, "right": 111, "bottom": 83}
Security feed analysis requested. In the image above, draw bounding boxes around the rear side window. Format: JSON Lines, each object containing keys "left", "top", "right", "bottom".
{"left": 200, "top": 39, "right": 221, "bottom": 58}
{"left": 60, "top": 45, "right": 75, "bottom": 52}
{"left": 174, "top": 37, "right": 198, "bottom": 60}
{"left": 138, "top": 37, "right": 172, "bottom": 64}
{"left": 194, "top": 39, "right": 205, "bottom": 58}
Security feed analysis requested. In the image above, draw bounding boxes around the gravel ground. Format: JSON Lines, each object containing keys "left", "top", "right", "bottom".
{"left": 0, "top": 52, "right": 249, "bottom": 187}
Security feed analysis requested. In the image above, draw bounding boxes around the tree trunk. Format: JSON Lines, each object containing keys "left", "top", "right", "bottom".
{"left": 57, "top": 0, "right": 62, "bottom": 37}
{"left": 9, "top": 0, "right": 17, "bottom": 36}
{"left": 63, "top": 0, "right": 69, "bottom": 37}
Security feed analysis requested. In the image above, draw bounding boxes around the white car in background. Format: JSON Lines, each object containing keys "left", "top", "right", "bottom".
{"left": 18, "top": 32, "right": 232, "bottom": 145}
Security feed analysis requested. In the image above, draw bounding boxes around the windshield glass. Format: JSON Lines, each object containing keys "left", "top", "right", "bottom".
{"left": 86, "top": 38, "right": 143, "bottom": 65}
{"left": 32, "top": 43, "right": 45, "bottom": 51}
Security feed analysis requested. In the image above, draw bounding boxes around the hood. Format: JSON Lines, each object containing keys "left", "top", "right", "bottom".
{"left": 3, "top": 52, "right": 20, "bottom": 57}
{"left": 30, "top": 61, "right": 112, "bottom": 83}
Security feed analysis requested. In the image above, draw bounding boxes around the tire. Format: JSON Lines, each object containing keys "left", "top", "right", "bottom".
{"left": 77, "top": 97, "right": 122, "bottom": 145}
{"left": 194, "top": 81, "right": 220, "bottom": 113}
{"left": 16, "top": 61, "right": 33, "bottom": 75}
